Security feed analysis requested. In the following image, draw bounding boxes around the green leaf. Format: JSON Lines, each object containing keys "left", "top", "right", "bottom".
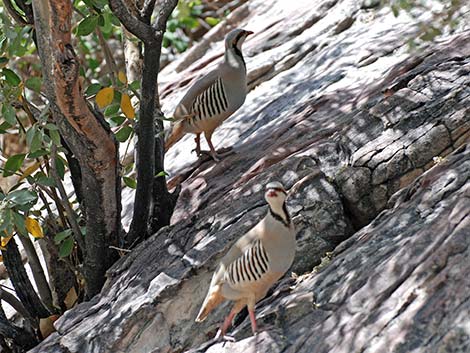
{"left": 54, "top": 229, "right": 72, "bottom": 244}
{"left": 2, "top": 104, "right": 16, "bottom": 125}
{"left": 100, "top": 13, "right": 113, "bottom": 34}
{"left": 55, "top": 157, "right": 66, "bottom": 180}
{"left": 2, "top": 68, "right": 21, "bottom": 86}
{"left": 35, "top": 172, "right": 56, "bottom": 187}
{"left": 76, "top": 16, "right": 99, "bottom": 36}
{"left": 115, "top": 125, "right": 133, "bottom": 142}
{"left": 86, "top": 83, "right": 102, "bottom": 96}
{"left": 49, "top": 129, "right": 61, "bottom": 146}
{"left": 123, "top": 176, "right": 137, "bottom": 189}
{"left": 3, "top": 154, "right": 26, "bottom": 177}
{"left": 109, "top": 116, "right": 126, "bottom": 127}
{"left": 104, "top": 103, "right": 120, "bottom": 117}
{"left": 155, "top": 170, "right": 169, "bottom": 177}
{"left": 0, "top": 209, "right": 12, "bottom": 233}
{"left": 12, "top": 212, "right": 27, "bottom": 236}
{"left": 59, "top": 237, "right": 74, "bottom": 257}
{"left": 5, "top": 189, "right": 38, "bottom": 206}
{"left": 25, "top": 77, "right": 42, "bottom": 92}
{"left": 205, "top": 17, "right": 220, "bottom": 27}
{"left": 97, "top": 14, "right": 105, "bottom": 27}
{"left": 27, "top": 149, "right": 48, "bottom": 159}
{"left": 30, "top": 129, "right": 43, "bottom": 153}
{"left": 129, "top": 80, "right": 140, "bottom": 91}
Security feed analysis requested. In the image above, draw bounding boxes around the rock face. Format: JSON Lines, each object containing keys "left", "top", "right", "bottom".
{"left": 30, "top": 0, "right": 470, "bottom": 352}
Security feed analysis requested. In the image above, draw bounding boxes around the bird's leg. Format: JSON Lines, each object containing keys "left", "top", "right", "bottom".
{"left": 192, "top": 133, "right": 201, "bottom": 156}
{"left": 220, "top": 308, "right": 237, "bottom": 337}
{"left": 247, "top": 298, "right": 258, "bottom": 335}
{"left": 248, "top": 308, "right": 258, "bottom": 335}
{"left": 204, "top": 131, "right": 220, "bottom": 162}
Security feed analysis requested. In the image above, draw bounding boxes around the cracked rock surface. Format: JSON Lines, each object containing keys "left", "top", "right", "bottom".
{"left": 31, "top": 0, "right": 470, "bottom": 352}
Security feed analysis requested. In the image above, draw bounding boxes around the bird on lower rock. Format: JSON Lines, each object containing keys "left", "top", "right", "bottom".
{"left": 195, "top": 181, "right": 296, "bottom": 338}
{"left": 165, "top": 28, "right": 253, "bottom": 161}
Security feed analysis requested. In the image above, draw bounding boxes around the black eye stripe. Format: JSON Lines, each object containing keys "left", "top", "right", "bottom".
{"left": 233, "top": 31, "right": 245, "bottom": 46}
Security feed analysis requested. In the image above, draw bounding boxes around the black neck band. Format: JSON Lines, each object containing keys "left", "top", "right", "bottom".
{"left": 269, "top": 204, "right": 291, "bottom": 228}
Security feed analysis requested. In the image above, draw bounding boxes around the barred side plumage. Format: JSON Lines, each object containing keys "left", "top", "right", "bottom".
{"left": 225, "top": 239, "right": 269, "bottom": 286}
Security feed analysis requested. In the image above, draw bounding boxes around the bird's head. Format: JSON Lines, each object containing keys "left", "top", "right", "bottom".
{"left": 225, "top": 28, "right": 254, "bottom": 51}
{"left": 265, "top": 181, "right": 287, "bottom": 208}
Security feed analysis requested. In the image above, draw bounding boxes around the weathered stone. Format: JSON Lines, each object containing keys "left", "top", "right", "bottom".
{"left": 29, "top": 1, "right": 470, "bottom": 352}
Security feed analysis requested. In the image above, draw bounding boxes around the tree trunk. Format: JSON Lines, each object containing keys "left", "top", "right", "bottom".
{"left": 127, "top": 43, "right": 176, "bottom": 243}
{"left": 31, "top": 0, "right": 121, "bottom": 298}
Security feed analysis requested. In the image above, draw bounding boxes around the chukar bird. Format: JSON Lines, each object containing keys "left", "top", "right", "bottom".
{"left": 165, "top": 28, "right": 253, "bottom": 161}
{"left": 195, "top": 182, "right": 296, "bottom": 337}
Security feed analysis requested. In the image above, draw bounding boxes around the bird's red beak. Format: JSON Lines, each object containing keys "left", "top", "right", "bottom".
{"left": 267, "top": 190, "right": 278, "bottom": 198}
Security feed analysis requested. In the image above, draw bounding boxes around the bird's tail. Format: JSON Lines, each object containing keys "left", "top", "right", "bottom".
{"left": 165, "top": 122, "right": 185, "bottom": 151}
{"left": 195, "top": 285, "right": 224, "bottom": 322}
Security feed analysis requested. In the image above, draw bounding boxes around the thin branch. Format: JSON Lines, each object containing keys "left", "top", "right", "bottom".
{"left": 18, "top": 235, "right": 54, "bottom": 312}
{"left": 50, "top": 145, "right": 86, "bottom": 255}
{"left": 96, "top": 28, "right": 118, "bottom": 86}
{"left": 0, "top": 285, "right": 30, "bottom": 319}
{"left": 109, "top": 0, "right": 153, "bottom": 41}
{"left": 141, "top": 0, "right": 157, "bottom": 23}
{"left": 154, "top": 0, "right": 179, "bottom": 33}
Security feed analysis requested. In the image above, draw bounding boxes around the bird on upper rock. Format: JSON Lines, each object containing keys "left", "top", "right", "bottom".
{"left": 165, "top": 28, "right": 253, "bottom": 161}
{"left": 195, "top": 181, "right": 296, "bottom": 338}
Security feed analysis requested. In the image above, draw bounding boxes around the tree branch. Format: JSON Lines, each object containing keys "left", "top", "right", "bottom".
{"left": 141, "top": 0, "right": 157, "bottom": 23}
{"left": 124, "top": 0, "right": 178, "bottom": 244}
{"left": 154, "top": 0, "right": 178, "bottom": 33}
{"left": 50, "top": 144, "right": 86, "bottom": 255}
{"left": 0, "top": 286, "right": 30, "bottom": 319}
{"left": 109, "top": 0, "right": 153, "bottom": 41}
{"left": 18, "top": 235, "right": 54, "bottom": 313}
{"left": 2, "top": 238, "right": 50, "bottom": 318}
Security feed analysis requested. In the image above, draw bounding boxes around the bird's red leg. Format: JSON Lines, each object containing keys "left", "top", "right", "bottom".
{"left": 194, "top": 133, "right": 201, "bottom": 156}
{"left": 204, "top": 132, "right": 220, "bottom": 162}
{"left": 248, "top": 308, "right": 257, "bottom": 335}
{"left": 220, "top": 309, "right": 237, "bottom": 336}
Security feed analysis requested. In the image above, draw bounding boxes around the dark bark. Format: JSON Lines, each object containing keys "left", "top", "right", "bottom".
{"left": 31, "top": 0, "right": 121, "bottom": 298}
{"left": 18, "top": 235, "right": 54, "bottom": 313}
{"left": 2, "top": 238, "right": 50, "bottom": 319}
{"left": 0, "top": 306, "right": 37, "bottom": 352}
{"left": 110, "top": 0, "right": 178, "bottom": 245}
{"left": 149, "top": 131, "right": 180, "bottom": 234}
{"left": 61, "top": 138, "right": 84, "bottom": 207}
{"left": 126, "top": 43, "right": 159, "bottom": 243}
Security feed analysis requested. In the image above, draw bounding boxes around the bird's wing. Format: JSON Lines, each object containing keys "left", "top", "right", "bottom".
{"left": 173, "top": 69, "right": 222, "bottom": 120}
{"left": 210, "top": 221, "right": 264, "bottom": 287}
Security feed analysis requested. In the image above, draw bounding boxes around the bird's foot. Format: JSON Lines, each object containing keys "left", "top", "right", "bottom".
{"left": 198, "top": 150, "right": 221, "bottom": 162}
{"left": 214, "top": 329, "right": 236, "bottom": 342}
{"left": 191, "top": 147, "right": 202, "bottom": 156}
{"left": 216, "top": 146, "right": 234, "bottom": 156}
{"left": 198, "top": 147, "right": 234, "bottom": 162}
